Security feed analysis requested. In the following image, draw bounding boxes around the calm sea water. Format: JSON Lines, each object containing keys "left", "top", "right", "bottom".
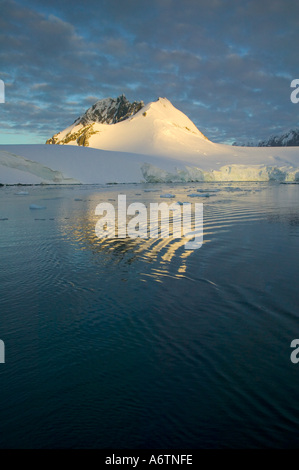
{"left": 0, "top": 181, "right": 299, "bottom": 449}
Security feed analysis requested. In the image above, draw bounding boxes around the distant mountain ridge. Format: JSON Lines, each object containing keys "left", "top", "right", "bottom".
{"left": 258, "top": 129, "right": 299, "bottom": 147}
{"left": 233, "top": 128, "right": 299, "bottom": 147}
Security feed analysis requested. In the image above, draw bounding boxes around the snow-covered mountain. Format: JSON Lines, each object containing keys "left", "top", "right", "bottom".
{"left": 46, "top": 95, "right": 211, "bottom": 157}
{"left": 1, "top": 96, "right": 299, "bottom": 185}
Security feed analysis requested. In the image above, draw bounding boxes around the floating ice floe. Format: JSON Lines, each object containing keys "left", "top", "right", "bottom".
{"left": 188, "top": 193, "right": 212, "bottom": 197}
{"left": 160, "top": 194, "right": 176, "bottom": 198}
{"left": 29, "top": 204, "right": 46, "bottom": 210}
{"left": 223, "top": 187, "right": 243, "bottom": 192}
{"left": 15, "top": 191, "right": 29, "bottom": 195}
{"left": 197, "top": 188, "right": 220, "bottom": 193}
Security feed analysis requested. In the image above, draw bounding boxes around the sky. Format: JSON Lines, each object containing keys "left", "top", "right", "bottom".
{"left": 1, "top": 0, "right": 299, "bottom": 145}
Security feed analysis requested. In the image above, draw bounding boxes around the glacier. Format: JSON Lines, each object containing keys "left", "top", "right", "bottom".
{"left": 1, "top": 145, "right": 299, "bottom": 185}
{"left": 141, "top": 162, "right": 299, "bottom": 183}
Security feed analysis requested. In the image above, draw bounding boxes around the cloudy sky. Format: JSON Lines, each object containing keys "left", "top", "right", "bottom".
{"left": 1, "top": 0, "right": 299, "bottom": 145}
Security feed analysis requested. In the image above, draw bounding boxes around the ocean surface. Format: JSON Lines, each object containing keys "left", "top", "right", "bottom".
{"left": 0, "top": 181, "right": 299, "bottom": 449}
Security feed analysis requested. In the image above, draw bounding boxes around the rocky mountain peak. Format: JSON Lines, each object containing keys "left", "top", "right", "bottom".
{"left": 76, "top": 94, "right": 144, "bottom": 126}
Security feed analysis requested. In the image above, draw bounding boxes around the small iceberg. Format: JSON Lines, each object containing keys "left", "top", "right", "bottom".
{"left": 188, "top": 193, "right": 211, "bottom": 197}
{"left": 15, "top": 191, "right": 29, "bottom": 196}
{"left": 197, "top": 188, "right": 220, "bottom": 193}
{"left": 29, "top": 204, "right": 46, "bottom": 210}
{"left": 160, "top": 194, "right": 176, "bottom": 198}
{"left": 224, "top": 187, "right": 243, "bottom": 192}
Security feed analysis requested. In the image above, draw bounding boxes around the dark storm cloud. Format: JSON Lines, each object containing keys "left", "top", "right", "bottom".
{"left": 1, "top": 0, "right": 299, "bottom": 144}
